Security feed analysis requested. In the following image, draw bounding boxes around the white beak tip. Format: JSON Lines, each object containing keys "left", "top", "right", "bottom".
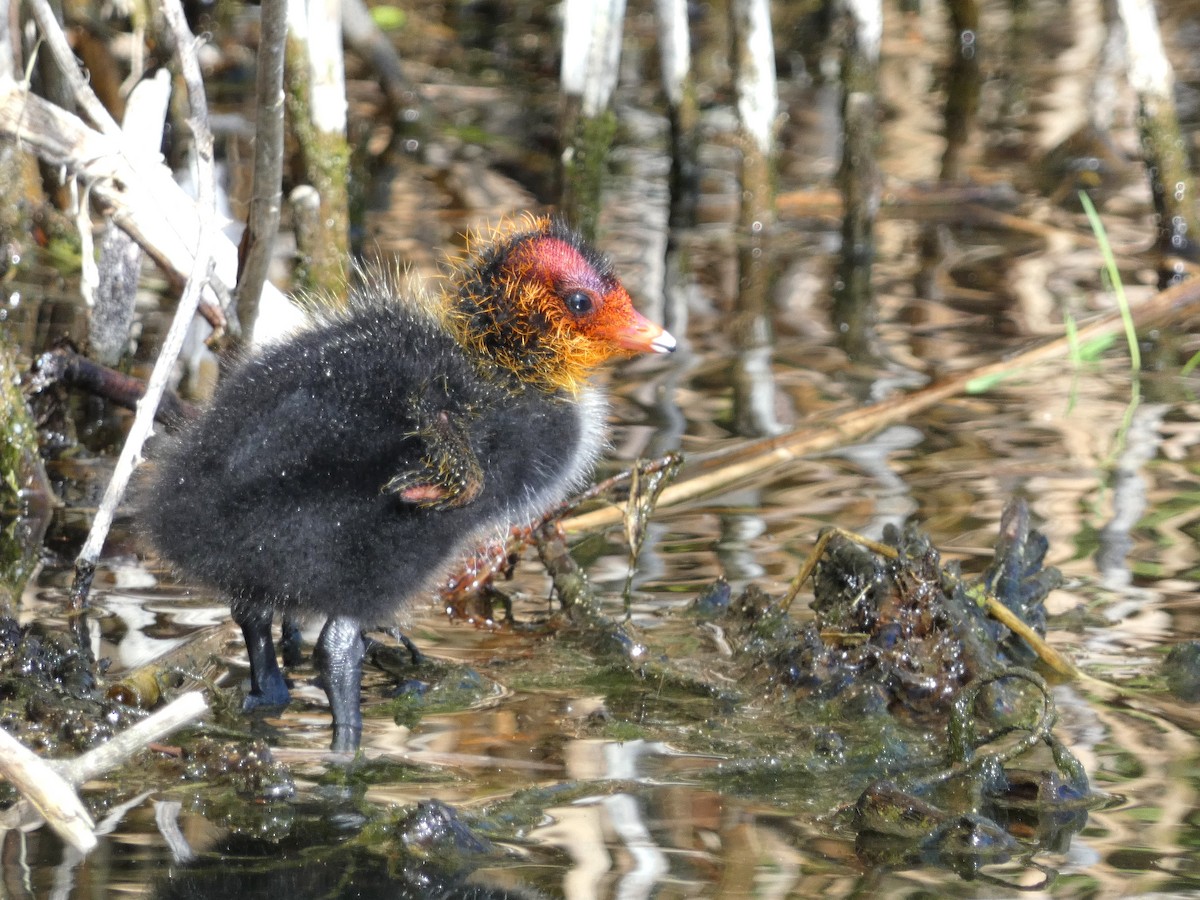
{"left": 650, "top": 331, "right": 677, "bottom": 353}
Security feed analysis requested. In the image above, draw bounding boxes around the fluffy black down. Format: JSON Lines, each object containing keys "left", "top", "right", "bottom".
{"left": 141, "top": 298, "right": 594, "bottom": 624}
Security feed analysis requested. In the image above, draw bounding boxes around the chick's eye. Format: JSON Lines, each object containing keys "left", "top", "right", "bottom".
{"left": 564, "top": 291, "right": 595, "bottom": 316}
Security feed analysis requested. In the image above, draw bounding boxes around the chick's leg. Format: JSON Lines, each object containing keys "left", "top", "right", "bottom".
{"left": 280, "top": 615, "right": 305, "bottom": 668}
{"left": 317, "top": 615, "right": 365, "bottom": 751}
{"left": 231, "top": 601, "right": 290, "bottom": 708}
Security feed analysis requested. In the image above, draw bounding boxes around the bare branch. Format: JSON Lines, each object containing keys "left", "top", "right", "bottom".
{"left": 0, "top": 727, "right": 96, "bottom": 853}
{"left": 233, "top": 0, "right": 287, "bottom": 339}
{"left": 25, "top": 0, "right": 120, "bottom": 135}
{"left": 71, "top": 0, "right": 221, "bottom": 604}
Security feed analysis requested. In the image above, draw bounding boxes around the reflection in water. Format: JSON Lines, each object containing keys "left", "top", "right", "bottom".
{"left": 717, "top": 495, "right": 769, "bottom": 584}
{"left": 1095, "top": 403, "right": 1165, "bottom": 591}
{"left": 154, "top": 835, "right": 547, "bottom": 900}
{"left": 939, "top": 0, "right": 981, "bottom": 183}
{"left": 723, "top": 230, "right": 780, "bottom": 591}
{"left": 832, "top": 0, "right": 883, "bottom": 360}
{"left": 832, "top": 424, "right": 923, "bottom": 536}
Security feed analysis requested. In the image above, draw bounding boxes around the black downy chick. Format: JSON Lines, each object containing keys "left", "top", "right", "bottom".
{"left": 142, "top": 217, "right": 675, "bottom": 751}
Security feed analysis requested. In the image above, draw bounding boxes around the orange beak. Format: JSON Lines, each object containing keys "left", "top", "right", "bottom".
{"left": 612, "top": 309, "right": 677, "bottom": 354}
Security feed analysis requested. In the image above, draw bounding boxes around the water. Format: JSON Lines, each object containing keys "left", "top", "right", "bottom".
{"left": 3, "top": 0, "right": 1200, "bottom": 895}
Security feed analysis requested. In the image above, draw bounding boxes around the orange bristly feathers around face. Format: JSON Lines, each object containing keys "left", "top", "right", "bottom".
{"left": 445, "top": 217, "right": 673, "bottom": 394}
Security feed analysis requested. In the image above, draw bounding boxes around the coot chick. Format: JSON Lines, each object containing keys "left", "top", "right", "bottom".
{"left": 142, "top": 217, "right": 675, "bottom": 751}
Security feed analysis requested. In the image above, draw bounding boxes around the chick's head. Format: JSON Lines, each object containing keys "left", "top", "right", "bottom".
{"left": 450, "top": 217, "right": 674, "bottom": 393}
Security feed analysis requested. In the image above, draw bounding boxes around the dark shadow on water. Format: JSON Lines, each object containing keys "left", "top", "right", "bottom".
{"left": 154, "top": 800, "right": 549, "bottom": 900}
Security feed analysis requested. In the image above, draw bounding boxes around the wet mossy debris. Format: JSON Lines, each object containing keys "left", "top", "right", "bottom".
{"left": 697, "top": 498, "right": 1097, "bottom": 873}
{"left": 0, "top": 615, "right": 294, "bottom": 804}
